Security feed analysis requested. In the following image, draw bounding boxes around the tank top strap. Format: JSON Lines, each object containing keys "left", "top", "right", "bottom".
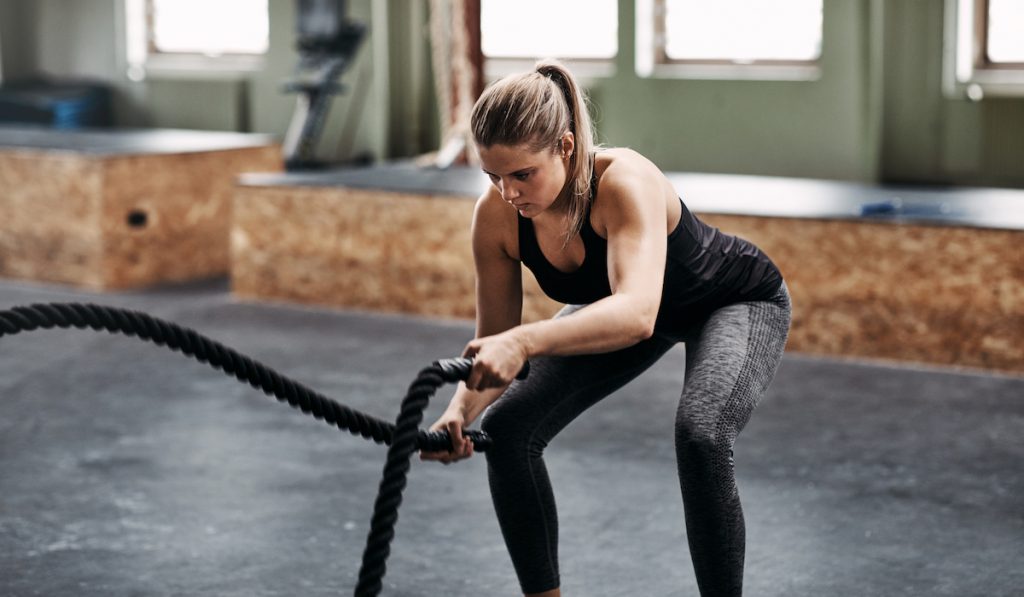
{"left": 580, "top": 151, "right": 601, "bottom": 242}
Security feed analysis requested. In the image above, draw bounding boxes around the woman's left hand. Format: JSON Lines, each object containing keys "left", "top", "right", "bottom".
{"left": 462, "top": 329, "right": 530, "bottom": 391}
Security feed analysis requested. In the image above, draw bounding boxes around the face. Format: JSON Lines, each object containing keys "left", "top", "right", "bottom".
{"left": 478, "top": 134, "right": 573, "bottom": 218}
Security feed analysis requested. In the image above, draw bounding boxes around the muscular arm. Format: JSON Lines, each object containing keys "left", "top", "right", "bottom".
{"left": 504, "top": 158, "right": 667, "bottom": 351}
{"left": 446, "top": 192, "right": 523, "bottom": 424}
{"left": 462, "top": 155, "right": 669, "bottom": 390}
{"left": 421, "top": 191, "right": 523, "bottom": 461}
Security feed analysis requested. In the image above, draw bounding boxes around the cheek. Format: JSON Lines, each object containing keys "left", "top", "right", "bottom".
{"left": 541, "top": 168, "right": 566, "bottom": 190}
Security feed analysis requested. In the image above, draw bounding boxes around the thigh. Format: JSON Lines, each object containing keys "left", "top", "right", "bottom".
{"left": 678, "top": 289, "right": 792, "bottom": 440}
{"left": 482, "top": 308, "right": 676, "bottom": 445}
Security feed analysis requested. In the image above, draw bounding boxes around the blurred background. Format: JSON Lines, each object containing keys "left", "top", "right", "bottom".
{"left": 0, "top": 4, "right": 1022, "bottom": 596}
{"left": 0, "top": 0, "right": 1021, "bottom": 185}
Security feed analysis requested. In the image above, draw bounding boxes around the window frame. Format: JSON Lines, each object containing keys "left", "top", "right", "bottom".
{"left": 635, "top": 0, "right": 822, "bottom": 81}
{"left": 980, "top": 0, "right": 1024, "bottom": 67}
{"left": 479, "top": 0, "right": 618, "bottom": 80}
{"left": 944, "top": 0, "right": 1024, "bottom": 99}
{"left": 123, "top": 0, "right": 268, "bottom": 82}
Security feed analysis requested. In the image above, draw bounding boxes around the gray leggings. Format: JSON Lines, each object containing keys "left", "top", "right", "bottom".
{"left": 480, "top": 284, "right": 792, "bottom": 596}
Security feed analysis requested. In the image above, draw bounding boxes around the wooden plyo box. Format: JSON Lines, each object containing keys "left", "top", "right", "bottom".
{"left": 231, "top": 165, "right": 1024, "bottom": 374}
{"left": 232, "top": 180, "right": 562, "bottom": 325}
{"left": 0, "top": 127, "right": 282, "bottom": 290}
{"left": 699, "top": 214, "right": 1024, "bottom": 374}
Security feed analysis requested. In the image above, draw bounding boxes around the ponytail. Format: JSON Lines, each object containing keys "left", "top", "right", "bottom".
{"left": 533, "top": 59, "right": 595, "bottom": 242}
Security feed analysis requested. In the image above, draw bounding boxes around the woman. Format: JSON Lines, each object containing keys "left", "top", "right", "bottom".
{"left": 420, "top": 59, "right": 791, "bottom": 597}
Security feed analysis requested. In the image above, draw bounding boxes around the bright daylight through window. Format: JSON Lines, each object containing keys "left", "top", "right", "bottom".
{"left": 481, "top": 0, "right": 617, "bottom": 59}
{"left": 987, "top": 0, "right": 1024, "bottom": 63}
{"left": 663, "top": 0, "right": 823, "bottom": 62}
{"left": 149, "top": 0, "right": 269, "bottom": 55}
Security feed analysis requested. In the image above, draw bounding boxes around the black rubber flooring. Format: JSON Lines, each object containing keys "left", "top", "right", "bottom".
{"left": 1, "top": 279, "right": 1021, "bottom": 596}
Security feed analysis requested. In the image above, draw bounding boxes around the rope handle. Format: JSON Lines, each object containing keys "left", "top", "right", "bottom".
{"left": 432, "top": 356, "right": 530, "bottom": 383}
{"left": 0, "top": 302, "right": 533, "bottom": 597}
{"left": 422, "top": 357, "right": 530, "bottom": 452}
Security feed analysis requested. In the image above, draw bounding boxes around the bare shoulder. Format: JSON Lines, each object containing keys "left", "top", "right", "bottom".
{"left": 472, "top": 186, "right": 518, "bottom": 261}
{"left": 589, "top": 148, "right": 675, "bottom": 237}
{"left": 593, "top": 148, "right": 671, "bottom": 210}
{"left": 596, "top": 147, "right": 665, "bottom": 185}
{"left": 593, "top": 148, "right": 669, "bottom": 206}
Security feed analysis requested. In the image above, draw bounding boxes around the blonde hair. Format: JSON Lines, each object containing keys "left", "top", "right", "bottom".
{"left": 470, "top": 58, "right": 596, "bottom": 241}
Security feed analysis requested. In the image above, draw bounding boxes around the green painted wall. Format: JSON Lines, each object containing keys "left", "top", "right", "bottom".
{"left": 0, "top": 0, "right": 35, "bottom": 81}
{"left": 1, "top": 0, "right": 1021, "bottom": 186}
{"left": 880, "top": 0, "right": 1024, "bottom": 187}
{"left": 0, "top": 0, "right": 423, "bottom": 163}
{"left": 593, "top": 0, "right": 880, "bottom": 181}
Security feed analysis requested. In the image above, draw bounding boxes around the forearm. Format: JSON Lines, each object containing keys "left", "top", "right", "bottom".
{"left": 446, "top": 382, "right": 509, "bottom": 425}
{"left": 519, "top": 293, "right": 656, "bottom": 357}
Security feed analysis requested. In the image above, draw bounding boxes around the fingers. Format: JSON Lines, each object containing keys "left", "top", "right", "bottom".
{"left": 465, "top": 364, "right": 484, "bottom": 392}
{"left": 449, "top": 420, "right": 464, "bottom": 446}
{"left": 465, "top": 363, "right": 507, "bottom": 392}
{"left": 419, "top": 442, "right": 472, "bottom": 463}
{"left": 447, "top": 422, "right": 473, "bottom": 463}
{"left": 462, "top": 341, "right": 480, "bottom": 359}
{"left": 462, "top": 341, "right": 499, "bottom": 392}
{"left": 462, "top": 344, "right": 485, "bottom": 392}
{"left": 419, "top": 422, "right": 474, "bottom": 465}
{"left": 462, "top": 337, "right": 521, "bottom": 392}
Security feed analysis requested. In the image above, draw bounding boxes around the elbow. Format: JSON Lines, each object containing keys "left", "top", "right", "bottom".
{"left": 632, "top": 309, "right": 658, "bottom": 343}
{"left": 636, "top": 319, "right": 656, "bottom": 342}
{"left": 614, "top": 293, "right": 659, "bottom": 344}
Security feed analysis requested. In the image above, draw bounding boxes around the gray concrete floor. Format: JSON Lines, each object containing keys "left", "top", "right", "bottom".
{"left": 1, "top": 279, "right": 1021, "bottom": 596}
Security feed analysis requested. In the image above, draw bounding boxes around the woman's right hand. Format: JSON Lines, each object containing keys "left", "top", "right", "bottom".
{"left": 419, "top": 406, "right": 474, "bottom": 464}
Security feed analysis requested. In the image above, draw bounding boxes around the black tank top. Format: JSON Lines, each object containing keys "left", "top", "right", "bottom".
{"left": 518, "top": 168, "right": 784, "bottom": 331}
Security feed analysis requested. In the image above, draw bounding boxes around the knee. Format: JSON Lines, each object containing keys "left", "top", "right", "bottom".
{"left": 674, "top": 413, "right": 732, "bottom": 471}
{"left": 479, "top": 402, "right": 512, "bottom": 443}
{"left": 481, "top": 396, "right": 547, "bottom": 460}
{"left": 675, "top": 409, "right": 715, "bottom": 448}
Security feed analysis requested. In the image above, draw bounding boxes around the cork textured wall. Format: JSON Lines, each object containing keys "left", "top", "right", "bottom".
{"left": 232, "top": 186, "right": 1023, "bottom": 374}
{"left": 700, "top": 214, "right": 1023, "bottom": 373}
{"left": 0, "top": 146, "right": 282, "bottom": 289}
{"left": 232, "top": 185, "right": 562, "bottom": 324}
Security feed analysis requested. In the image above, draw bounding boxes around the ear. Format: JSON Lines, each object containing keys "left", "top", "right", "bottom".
{"left": 559, "top": 132, "right": 575, "bottom": 159}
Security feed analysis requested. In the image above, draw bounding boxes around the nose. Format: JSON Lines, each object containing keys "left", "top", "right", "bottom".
{"left": 501, "top": 180, "right": 520, "bottom": 202}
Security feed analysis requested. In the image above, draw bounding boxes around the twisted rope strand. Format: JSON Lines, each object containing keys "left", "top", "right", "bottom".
{"left": 0, "top": 303, "right": 489, "bottom": 452}
{"left": 0, "top": 302, "right": 496, "bottom": 596}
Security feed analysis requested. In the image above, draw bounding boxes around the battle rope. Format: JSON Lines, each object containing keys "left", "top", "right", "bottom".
{"left": 0, "top": 302, "right": 525, "bottom": 597}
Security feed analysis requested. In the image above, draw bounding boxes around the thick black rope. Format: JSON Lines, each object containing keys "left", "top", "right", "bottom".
{"left": 0, "top": 303, "right": 487, "bottom": 452}
{"left": 354, "top": 360, "right": 470, "bottom": 597}
{"left": 0, "top": 302, "right": 512, "bottom": 597}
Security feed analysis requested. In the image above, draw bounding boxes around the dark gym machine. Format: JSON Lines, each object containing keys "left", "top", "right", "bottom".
{"left": 282, "top": 0, "right": 365, "bottom": 171}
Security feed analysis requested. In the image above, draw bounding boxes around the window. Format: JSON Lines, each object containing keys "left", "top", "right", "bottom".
{"left": 124, "top": 0, "right": 269, "bottom": 80}
{"left": 637, "top": 0, "right": 823, "bottom": 80}
{"left": 985, "top": 0, "right": 1024, "bottom": 64}
{"left": 480, "top": 0, "right": 617, "bottom": 77}
{"left": 945, "top": 0, "right": 1024, "bottom": 98}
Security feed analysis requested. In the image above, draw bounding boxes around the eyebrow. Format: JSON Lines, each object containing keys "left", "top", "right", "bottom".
{"left": 481, "top": 167, "right": 533, "bottom": 177}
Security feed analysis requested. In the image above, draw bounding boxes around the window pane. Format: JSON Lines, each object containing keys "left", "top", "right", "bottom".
{"left": 665, "top": 0, "right": 822, "bottom": 62}
{"left": 988, "top": 0, "right": 1024, "bottom": 63}
{"left": 481, "top": 0, "right": 617, "bottom": 59}
{"left": 151, "top": 0, "right": 269, "bottom": 55}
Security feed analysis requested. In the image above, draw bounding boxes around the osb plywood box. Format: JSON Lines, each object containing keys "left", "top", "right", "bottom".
{"left": 232, "top": 172, "right": 563, "bottom": 325}
{"left": 0, "top": 127, "right": 282, "bottom": 289}
{"left": 231, "top": 165, "right": 1024, "bottom": 374}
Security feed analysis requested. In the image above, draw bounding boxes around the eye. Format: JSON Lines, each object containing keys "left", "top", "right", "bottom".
{"left": 514, "top": 172, "right": 530, "bottom": 181}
